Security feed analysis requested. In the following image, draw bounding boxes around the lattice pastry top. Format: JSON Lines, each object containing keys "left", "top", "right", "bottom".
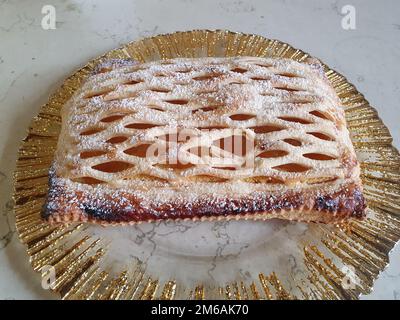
{"left": 43, "top": 56, "right": 366, "bottom": 224}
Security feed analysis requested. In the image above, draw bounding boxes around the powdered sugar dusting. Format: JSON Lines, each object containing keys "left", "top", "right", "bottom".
{"left": 45, "top": 56, "right": 363, "bottom": 223}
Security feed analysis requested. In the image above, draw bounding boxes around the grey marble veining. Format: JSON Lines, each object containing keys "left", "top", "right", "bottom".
{"left": 0, "top": 0, "right": 399, "bottom": 299}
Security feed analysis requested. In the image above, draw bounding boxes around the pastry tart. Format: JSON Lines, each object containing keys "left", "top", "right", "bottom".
{"left": 43, "top": 56, "right": 366, "bottom": 225}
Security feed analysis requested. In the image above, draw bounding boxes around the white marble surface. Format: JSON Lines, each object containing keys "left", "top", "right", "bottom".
{"left": 0, "top": 0, "right": 399, "bottom": 299}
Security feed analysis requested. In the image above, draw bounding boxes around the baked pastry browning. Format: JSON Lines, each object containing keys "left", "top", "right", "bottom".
{"left": 43, "top": 56, "right": 366, "bottom": 225}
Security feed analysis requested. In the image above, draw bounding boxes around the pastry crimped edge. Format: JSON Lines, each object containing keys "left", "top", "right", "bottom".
{"left": 43, "top": 166, "right": 366, "bottom": 225}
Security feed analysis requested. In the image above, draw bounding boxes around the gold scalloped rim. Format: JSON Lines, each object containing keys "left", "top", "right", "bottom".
{"left": 13, "top": 30, "right": 400, "bottom": 300}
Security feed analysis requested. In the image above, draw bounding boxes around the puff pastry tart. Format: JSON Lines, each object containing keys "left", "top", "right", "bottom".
{"left": 43, "top": 56, "right": 366, "bottom": 225}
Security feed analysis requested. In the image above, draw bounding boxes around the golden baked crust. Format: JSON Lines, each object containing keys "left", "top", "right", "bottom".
{"left": 42, "top": 56, "right": 366, "bottom": 225}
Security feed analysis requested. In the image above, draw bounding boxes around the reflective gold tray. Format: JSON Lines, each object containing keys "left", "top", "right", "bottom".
{"left": 13, "top": 30, "right": 400, "bottom": 300}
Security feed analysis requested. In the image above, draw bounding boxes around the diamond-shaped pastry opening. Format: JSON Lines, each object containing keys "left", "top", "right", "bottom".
{"left": 278, "top": 116, "right": 313, "bottom": 124}
{"left": 94, "top": 67, "right": 113, "bottom": 74}
{"left": 250, "top": 77, "right": 270, "bottom": 81}
{"left": 80, "top": 127, "right": 105, "bottom": 136}
{"left": 100, "top": 114, "right": 128, "bottom": 123}
{"left": 303, "top": 153, "right": 336, "bottom": 161}
{"left": 193, "top": 73, "right": 222, "bottom": 81}
{"left": 198, "top": 125, "right": 229, "bottom": 130}
{"left": 309, "top": 110, "right": 334, "bottom": 121}
{"left": 212, "top": 166, "right": 237, "bottom": 171}
{"left": 273, "top": 86, "right": 303, "bottom": 92}
{"left": 147, "top": 105, "right": 165, "bottom": 112}
{"left": 123, "top": 144, "right": 155, "bottom": 158}
{"left": 283, "top": 138, "right": 302, "bottom": 147}
{"left": 276, "top": 72, "right": 303, "bottom": 79}
{"left": 164, "top": 99, "right": 189, "bottom": 105}
{"left": 122, "top": 79, "right": 142, "bottom": 85}
{"left": 231, "top": 67, "right": 247, "bottom": 73}
{"left": 125, "top": 123, "right": 162, "bottom": 129}
{"left": 84, "top": 88, "right": 114, "bottom": 99}
{"left": 307, "top": 132, "right": 334, "bottom": 141}
{"left": 250, "top": 124, "right": 285, "bottom": 134}
{"left": 257, "top": 150, "right": 289, "bottom": 158}
{"left": 150, "top": 88, "right": 171, "bottom": 93}
{"left": 106, "top": 136, "right": 128, "bottom": 144}
{"left": 92, "top": 161, "right": 134, "bottom": 173}
{"left": 273, "top": 163, "right": 310, "bottom": 173}
{"left": 229, "top": 114, "right": 256, "bottom": 121}
{"left": 155, "top": 162, "right": 196, "bottom": 171}
{"left": 80, "top": 150, "right": 108, "bottom": 159}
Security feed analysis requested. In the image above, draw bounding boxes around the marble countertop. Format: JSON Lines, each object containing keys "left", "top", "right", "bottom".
{"left": 0, "top": 0, "right": 399, "bottom": 299}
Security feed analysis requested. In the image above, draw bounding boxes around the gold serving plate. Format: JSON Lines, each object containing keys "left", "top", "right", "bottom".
{"left": 13, "top": 30, "right": 400, "bottom": 300}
